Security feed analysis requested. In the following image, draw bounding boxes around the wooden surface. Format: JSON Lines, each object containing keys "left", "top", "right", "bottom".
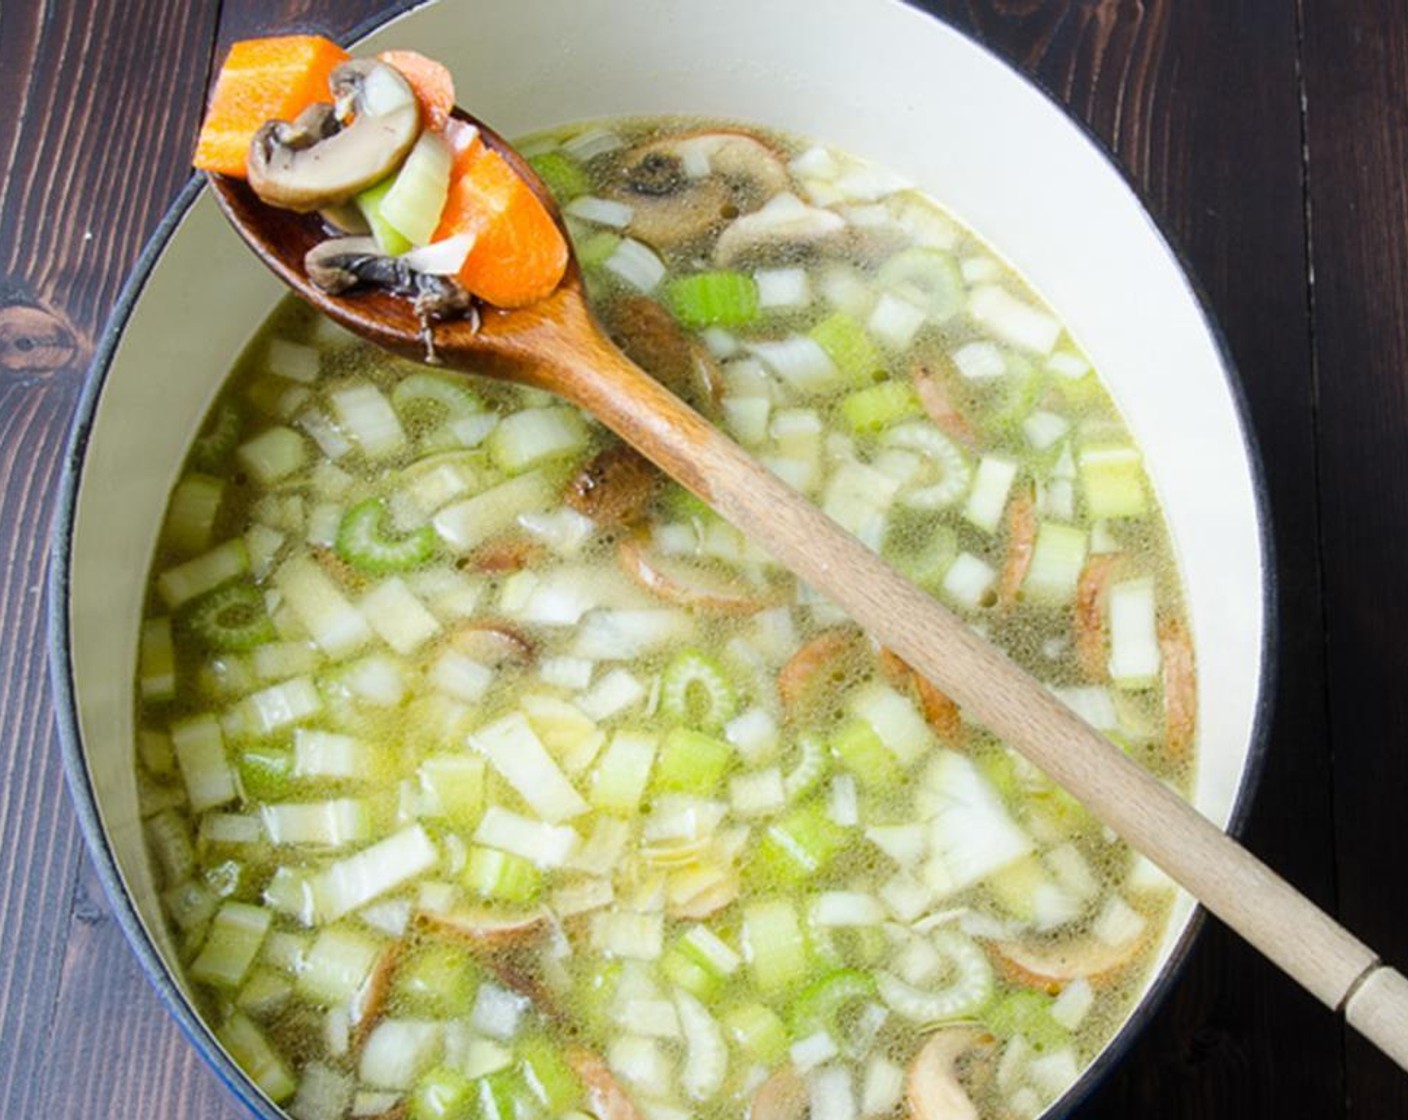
{"left": 1, "top": 0, "right": 1403, "bottom": 1115}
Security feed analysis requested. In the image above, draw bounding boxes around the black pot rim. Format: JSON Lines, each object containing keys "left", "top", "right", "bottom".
{"left": 46, "top": 2, "right": 1278, "bottom": 1117}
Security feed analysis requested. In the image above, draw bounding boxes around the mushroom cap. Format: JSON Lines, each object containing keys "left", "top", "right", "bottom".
{"left": 247, "top": 60, "right": 420, "bottom": 212}
{"left": 906, "top": 1029, "right": 988, "bottom": 1120}
{"left": 713, "top": 192, "right": 847, "bottom": 268}
{"left": 609, "top": 129, "right": 792, "bottom": 250}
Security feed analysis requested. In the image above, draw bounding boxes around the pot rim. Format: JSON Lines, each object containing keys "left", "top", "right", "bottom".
{"left": 46, "top": 2, "right": 1278, "bottom": 1116}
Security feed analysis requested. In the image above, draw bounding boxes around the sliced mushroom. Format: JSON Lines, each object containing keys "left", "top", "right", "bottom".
{"left": 603, "top": 295, "right": 725, "bottom": 414}
{"left": 565, "top": 443, "right": 662, "bottom": 526}
{"left": 565, "top": 1047, "right": 646, "bottom": 1120}
{"left": 415, "top": 905, "right": 550, "bottom": 948}
{"left": 467, "top": 534, "right": 548, "bottom": 574}
{"left": 610, "top": 129, "right": 791, "bottom": 250}
{"left": 906, "top": 1030, "right": 987, "bottom": 1120}
{"left": 713, "top": 192, "right": 846, "bottom": 268}
{"left": 749, "top": 1065, "right": 808, "bottom": 1120}
{"left": 777, "top": 627, "right": 868, "bottom": 724}
{"left": 990, "top": 931, "right": 1146, "bottom": 993}
{"left": 448, "top": 620, "right": 537, "bottom": 666}
{"left": 351, "top": 942, "right": 403, "bottom": 1047}
{"left": 247, "top": 60, "right": 420, "bottom": 212}
{"left": 1159, "top": 615, "right": 1196, "bottom": 761}
{"left": 617, "top": 532, "right": 778, "bottom": 615}
{"left": 996, "top": 482, "right": 1037, "bottom": 609}
{"left": 912, "top": 362, "right": 979, "bottom": 450}
{"left": 1073, "top": 554, "right": 1122, "bottom": 681}
{"left": 304, "top": 237, "right": 473, "bottom": 322}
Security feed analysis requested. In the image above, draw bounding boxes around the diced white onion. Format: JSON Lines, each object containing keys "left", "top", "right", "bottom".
{"left": 470, "top": 712, "right": 589, "bottom": 822}
{"left": 951, "top": 340, "right": 1006, "bottom": 380}
{"left": 755, "top": 267, "right": 811, "bottom": 309}
{"left": 400, "top": 233, "right": 475, "bottom": 275}
{"left": 566, "top": 195, "right": 634, "bottom": 228}
{"left": 360, "top": 577, "right": 440, "bottom": 654}
{"left": 790, "top": 1031, "right": 839, "bottom": 1072}
{"left": 941, "top": 552, "right": 996, "bottom": 611}
{"left": 604, "top": 238, "right": 667, "bottom": 293}
{"left": 474, "top": 806, "right": 580, "bottom": 868}
{"left": 1107, "top": 577, "right": 1161, "bottom": 687}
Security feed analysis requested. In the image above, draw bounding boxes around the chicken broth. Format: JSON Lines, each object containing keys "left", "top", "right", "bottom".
{"left": 136, "top": 117, "right": 1192, "bottom": 1120}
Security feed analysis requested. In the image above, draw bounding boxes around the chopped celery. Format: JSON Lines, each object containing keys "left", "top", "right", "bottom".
{"left": 1023, "top": 521, "right": 1088, "bottom": 605}
{"left": 158, "top": 538, "right": 249, "bottom": 609}
{"left": 411, "top": 1066, "right": 475, "bottom": 1120}
{"left": 464, "top": 845, "right": 542, "bottom": 903}
{"left": 192, "top": 400, "right": 243, "bottom": 471}
{"left": 329, "top": 382, "right": 407, "bottom": 460}
{"left": 298, "top": 926, "right": 381, "bottom": 1004}
{"left": 791, "top": 968, "right": 879, "bottom": 1051}
{"left": 529, "top": 150, "right": 591, "bottom": 202}
{"left": 877, "top": 247, "right": 963, "bottom": 321}
{"left": 392, "top": 372, "right": 484, "bottom": 425}
{"left": 839, "top": 381, "right": 921, "bottom": 432}
{"left": 829, "top": 719, "right": 903, "bottom": 790}
{"left": 659, "top": 649, "right": 737, "bottom": 731}
{"left": 419, "top": 754, "right": 486, "bottom": 828}
{"left": 742, "top": 898, "right": 809, "bottom": 993}
{"left": 337, "top": 498, "right": 438, "bottom": 575}
{"left": 188, "top": 583, "right": 275, "bottom": 651}
{"left": 189, "top": 902, "right": 271, "bottom": 988}
{"left": 139, "top": 617, "right": 176, "bottom": 703}
{"left": 575, "top": 228, "right": 623, "bottom": 268}
{"left": 964, "top": 456, "right": 1019, "bottom": 534}
{"left": 433, "top": 469, "right": 558, "bottom": 554}
{"left": 217, "top": 1014, "right": 296, "bottom": 1103}
{"left": 809, "top": 311, "right": 883, "bottom": 385}
{"left": 171, "top": 714, "right": 236, "bottom": 812}
{"left": 379, "top": 130, "right": 453, "bottom": 246}
{"left": 754, "top": 802, "right": 849, "bottom": 882}
{"left": 357, "top": 177, "right": 414, "bottom": 256}
{"left": 589, "top": 731, "right": 657, "bottom": 815}
{"left": 476, "top": 1068, "right": 530, "bottom": 1120}
{"left": 470, "top": 711, "right": 590, "bottom": 823}
{"left": 1078, "top": 444, "right": 1149, "bottom": 519}
{"left": 519, "top": 1038, "right": 582, "bottom": 1113}
{"left": 164, "top": 473, "right": 225, "bottom": 555}
{"left": 396, "top": 945, "right": 479, "bottom": 1017}
{"left": 662, "top": 946, "right": 719, "bottom": 999}
{"left": 722, "top": 1002, "right": 790, "bottom": 1064}
{"left": 984, "top": 989, "right": 1071, "bottom": 1053}
{"left": 237, "top": 426, "right": 307, "bottom": 486}
{"left": 487, "top": 407, "right": 590, "bottom": 474}
{"left": 654, "top": 727, "right": 734, "bottom": 794}
{"left": 783, "top": 734, "right": 828, "bottom": 801}
{"left": 238, "top": 747, "right": 294, "bottom": 800}
{"left": 667, "top": 271, "right": 759, "bottom": 329}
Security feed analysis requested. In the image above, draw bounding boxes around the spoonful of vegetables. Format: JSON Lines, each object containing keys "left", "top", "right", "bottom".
{"left": 196, "top": 35, "right": 1408, "bottom": 1072}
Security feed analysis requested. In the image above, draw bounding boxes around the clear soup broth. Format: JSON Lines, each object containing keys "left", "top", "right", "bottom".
{"left": 134, "top": 118, "right": 1193, "bottom": 1120}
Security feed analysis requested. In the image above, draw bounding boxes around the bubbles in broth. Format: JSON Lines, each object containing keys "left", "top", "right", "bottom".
{"left": 135, "top": 117, "right": 1193, "bottom": 1120}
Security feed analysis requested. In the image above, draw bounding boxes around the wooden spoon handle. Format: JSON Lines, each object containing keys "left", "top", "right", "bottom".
{"left": 541, "top": 318, "right": 1408, "bottom": 1070}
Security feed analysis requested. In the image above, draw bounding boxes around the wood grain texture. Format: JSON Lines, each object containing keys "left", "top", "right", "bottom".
{"left": 1302, "top": 0, "right": 1408, "bottom": 1114}
{"left": 0, "top": 0, "right": 1391, "bottom": 1116}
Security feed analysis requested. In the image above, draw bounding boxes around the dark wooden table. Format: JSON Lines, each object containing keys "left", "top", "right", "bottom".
{"left": 2, "top": 1, "right": 1404, "bottom": 1115}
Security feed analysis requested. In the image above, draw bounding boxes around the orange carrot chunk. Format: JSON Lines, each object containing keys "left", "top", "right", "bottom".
{"left": 193, "top": 35, "right": 350, "bottom": 177}
{"left": 438, "top": 144, "right": 569, "bottom": 308}
{"left": 378, "top": 49, "right": 456, "bottom": 131}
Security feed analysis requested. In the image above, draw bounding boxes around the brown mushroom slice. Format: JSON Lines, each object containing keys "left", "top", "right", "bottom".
{"left": 912, "top": 363, "right": 979, "bottom": 450}
{"left": 905, "top": 1030, "right": 988, "bottom": 1120}
{"left": 351, "top": 942, "right": 403, "bottom": 1048}
{"left": 1073, "top": 554, "right": 1122, "bottom": 681}
{"left": 603, "top": 295, "right": 725, "bottom": 415}
{"left": 304, "top": 237, "right": 472, "bottom": 321}
{"left": 448, "top": 620, "right": 537, "bottom": 666}
{"left": 995, "top": 482, "right": 1037, "bottom": 609}
{"left": 777, "top": 627, "right": 869, "bottom": 724}
{"left": 611, "top": 130, "right": 791, "bottom": 250}
{"left": 247, "top": 60, "right": 420, "bottom": 212}
{"left": 990, "top": 931, "right": 1146, "bottom": 994}
{"left": 565, "top": 443, "right": 662, "bottom": 526}
{"left": 416, "top": 905, "right": 550, "bottom": 948}
{"left": 565, "top": 1047, "right": 646, "bottom": 1120}
{"left": 1159, "top": 615, "right": 1196, "bottom": 761}
{"left": 713, "top": 193, "right": 847, "bottom": 268}
{"left": 617, "top": 533, "right": 778, "bottom": 615}
{"left": 468, "top": 534, "right": 548, "bottom": 574}
{"left": 750, "top": 1065, "right": 809, "bottom": 1120}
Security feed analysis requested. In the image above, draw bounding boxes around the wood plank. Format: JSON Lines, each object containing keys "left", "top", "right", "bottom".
{"left": 1301, "top": 0, "right": 1408, "bottom": 1114}
{"left": 0, "top": 1, "right": 230, "bottom": 1116}
{"left": 912, "top": 0, "right": 1343, "bottom": 1115}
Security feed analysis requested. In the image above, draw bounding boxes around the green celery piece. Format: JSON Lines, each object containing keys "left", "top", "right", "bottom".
{"left": 464, "top": 845, "right": 541, "bottom": 903}
{"left": 667, "top": 271, "right": 760, "bottom": 329}
{"left": 722, "top": 1003, "right": 789, "bottom": 1064}
{"left": 379, "top": 129, "right": 453, "bottom": 246}
{"left": 661, "top": 945, "right": 720, "bottom": 999}
{"left": 395, "top": 945, "right": 480, "bottom": 1017}
{"left": 829, "top": 719, "right": 904, "bottom": 790}
{"left": 476, "top": 1068, "right": 529, "bottom": 1120}
{"left": 983, "top": 989, "right": 1072, "bottom": 1053}
{"left": 192, "top": 400, "right": 242, "bottom": 471}
{"left": 529, "top": 150, "right": 591, "bottom": 202}
{"left": 357, "top": 177, "right": 413, "bottom": 256}
{"left": 839, "top": 380, "right": 921, "bottom": 432}
{"left": 654, "top": 727, "right": 735, "bottom": 794}
{"left": 187, "top": 582, "right": 275, "bottom": 652}
{"left": 575, "top": 228, "right": 623, "bottom": 268}
{"left": 791, "top": 968, "right": 878, "bottom": 1045}
{"left": 519, "top": 1038, "right": 582, "bottom": 1113}
{"left": 336, "top": 497, "right": 438, "bottom": 575}
{"left": 412, "top": 1066, "right": 476, "bottom": 1120}
{"left": 810, "top": 311, "right": 883, "bottom": 385}
{"left": 659, "top": 649, "right": 738, "bottom": 731}
{"left": 754, "top": 802, "right": 849, "bottom": 882}
{"left": 237, "top": 748, "right": 294, "bottom": 801}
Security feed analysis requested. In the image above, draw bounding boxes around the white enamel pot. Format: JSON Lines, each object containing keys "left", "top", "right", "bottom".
{"left": 50, "top": 1, "right": 1270, "bottom": 1116}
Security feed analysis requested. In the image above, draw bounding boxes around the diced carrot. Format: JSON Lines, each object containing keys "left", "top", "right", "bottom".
{"left": 437, "top": 145, "right": 569, "bottom": 308}
{"left": 193, "top": 35, "right": 350, "bottom": 177}
{"left": 377, "top": 49, "right": 456, "bottom": 131}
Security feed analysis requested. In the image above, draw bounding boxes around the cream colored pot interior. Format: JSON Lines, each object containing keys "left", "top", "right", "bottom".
{"left": 65, "top": 0, "right": 1265, "bottom": 1112}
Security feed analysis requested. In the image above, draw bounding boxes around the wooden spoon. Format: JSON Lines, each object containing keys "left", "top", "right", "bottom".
{"left": 208, "top": 109, "right": 1408, "bottom": 1070}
